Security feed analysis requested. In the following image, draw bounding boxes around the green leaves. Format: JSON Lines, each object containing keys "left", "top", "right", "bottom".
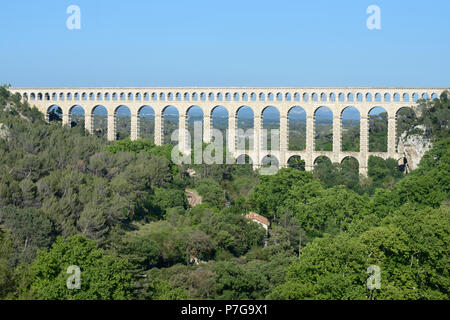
{"left": 26, "top": 235, "right": 133, "bottom": 300}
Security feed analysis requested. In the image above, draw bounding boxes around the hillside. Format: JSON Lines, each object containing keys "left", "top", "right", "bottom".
{"left": 0, "top": 86, "right": 448, "bottom": 300}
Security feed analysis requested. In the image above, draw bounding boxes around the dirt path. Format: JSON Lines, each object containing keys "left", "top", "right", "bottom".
{"left": 185, "top": 189, "right": 202, "bottom": 207}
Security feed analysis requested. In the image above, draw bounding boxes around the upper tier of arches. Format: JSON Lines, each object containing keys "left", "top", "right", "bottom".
{"left": 14, "top": 88, "right": 445, "bottom": 104}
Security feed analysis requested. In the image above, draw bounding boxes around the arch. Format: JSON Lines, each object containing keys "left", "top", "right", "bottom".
{"left": 276, "top": 92, "right": 283, "bottom": 101}
{"left": 261, "top": 155, "right": 279, "bottom": 170}
{"left": 160, "top": 93, "right": 166, "bottom": 101}
{"left": 114, "top": 105, "right": 131, "bottom": 140}
{"left": 287, "top": 155, "right": 305, "bottom": 171}
{"left": 259, "top": 93, "right": 265, "bottom": 101}
{"left": 216, "top": 93, "right": 223, "bottom": 101}
{"left": 225, "top": 92, "right": 231, "bottom": 101}
{"left": 384, "top": 93, "right": 391, "bottom": 102}
{"left": 92, "top": 105, "right": 108, "bottom": 138}
{"left": 262, "top": 106, "right": 280, "bottom": 151}
{"left": 320, "top": 92, "right": 327, "bottom": 102}
{"left": 267, "top": 93, "right": 274, "bottom": 101}
{"left": 395, "top": 106, "right": 417, "bottom": 152}
{"left": 136, "top": 93, "right": 142, "bottom": 101}
{"left": 311, "top": 93, "right": 318, "bottom": 102}
{"left": 47, "top": 105, "right": 62, "bottom": 122}
{"left": 338, "top": 93, "right": 345, "bottom": 102}
{"left": 356, "top": 93, "right": 363, "bottom": 102}
{"left": 288, "top": 106, "right": 306, "bottom": 151}
{"left": 168, "top": 92, "right": 175, "bottom": 101}
{"left": 403, "top": 93, "right": 410, "bottom": 102}
{"left": 162, "top": 105, "right": 179, "bottom": 146}
{"left": 89, "top": 93, "right": 95, "bottom": 101}
{"left": 368, "top": 106, "right": 388, "bottom": 152}
{"left": 30, "top": 93, "right": 36, "bottom": 101}
{"left": 104, "top": 93, "right": 110, "bottom": 101}
{"left": 236, "top": 154, "right": 253, "bottom": 165}
{"left": 138, "top": 105, "right": 155, "bottom": 142}
{"left": 285, "top": 93, "right": 292, "bottom": 101}
{"left": 341, "top": 106, "right": 360, "bottom": 152}
{"left": 233, "top": 92, "right": 240, "bottom": 101}
{"left": 347, "top": 93, "right": 355, "bottom": 102}
{"left": 294, "top": 93, "right": 301, "bottom": 101}
{"left": 52, "top": 93, "right": 58, "bottom": 101}
{"left": 250, "top": 93, "right": 257, "bottom": 101}
{"left": 412, "top": 93, "right": 419, "bottom": 102}
{"left": 45, "top": 93, "right": 50, "bottom": 101}
{"left": 330, "top": 93, "right": 336, "bottom": 102}
{"left": 375, "top": 93, "right": 382, "bottom": 102}
{"left": 211, "top": 106, "right": 229, "bottom": 148}
{"left": 175, "top": 92, "right": 182, "bottom": 101}
{"left": 302, "top": 93, "right": 308, "bottom": 102}
{"left": 184, "top": 92, "right": 190, "bottom": 101}
{"left": 208, "top": 93, "right": 215, "bottom": 101}
{"left": 313, "top": 155, "right": 332, "bottom": 167}
{"left": 97, "top": 93, "right": 103, "bottom": 101}
{"left": 314, "top": 106, "right": 333, "bottom": 151}
{"left": 236, "top": 106, "right": 254, "bottom": 151}
{"left": 340, "top": 156, "right": 359, "bottom": 178}
{"left": 431, "top": 93, "right": 438, "bottom": 100}
{"left": 186, "top": 105, "right": 204, "bottom": 149}
{"left": 366, "top": 93, "right": 373, "bottom": 102}
{"left": 393, "top": 93, "right": 400, "bottom": 102}
{"left": 37, "top": 93, "right": 43, "bottom": 101}
{"left": 422, "top": 93, "right": 429, "bottom": 100}
{"left": 69, "top": 105, "right": 85, "bottom": 128}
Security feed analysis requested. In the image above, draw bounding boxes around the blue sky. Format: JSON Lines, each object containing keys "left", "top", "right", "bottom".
{"left": 0, "top": 0, "right": 449, "bottom": 87}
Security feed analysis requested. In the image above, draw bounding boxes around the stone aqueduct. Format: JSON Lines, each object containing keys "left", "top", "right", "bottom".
{"left": 9, "top": 87, "right": 447, "bottom": 175}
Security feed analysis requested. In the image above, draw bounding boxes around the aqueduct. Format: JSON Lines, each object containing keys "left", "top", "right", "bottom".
{"left": 9, "top": 87, "right": 447, "bottom": 175}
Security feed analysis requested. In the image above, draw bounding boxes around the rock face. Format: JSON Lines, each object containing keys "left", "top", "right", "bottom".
{"left": 397, "top": 125, "right": 433, "bottom": 172}
{"left": 0, "top": 123, "right": 10, "bottom": 141}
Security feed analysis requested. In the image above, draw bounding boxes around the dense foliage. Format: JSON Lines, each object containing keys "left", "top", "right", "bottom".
{"left": 0, "top": 86, "right": 448, "bottom": 300}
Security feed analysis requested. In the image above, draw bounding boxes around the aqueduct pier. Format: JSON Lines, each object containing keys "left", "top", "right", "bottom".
{"left": 9, "top": 87, "right": 447, "bottom": 175}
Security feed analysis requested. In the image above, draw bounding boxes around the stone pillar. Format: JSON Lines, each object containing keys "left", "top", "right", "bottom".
{"left": 62, "top": 112, "right": 70, "bottom": 126}
{"left": 359, "top": 115, "right": 369, "bottom": 176}
{"left": 305, "top": 113, "right": 314, "bottom": 171}
{"left": 332, "top": 110, "right": 341, "bottom": 162}
{"left": 155, "top": 113, "right": 162, "bottom": 145}
{"left": 179, "top": 114, "right": 187, "bottom": 154}
{"left": 107, "top": 114, "right": 116, "bottom": 141}
{"left": 280, "top": 113, "right": 288, "bottom": 167}
{"left": 228, "top": 115, "right": 236, "bottom": 153}
{"left": 85, "top": 114, "right": 93, "bottom": 134}
{"left": 254, "top": 113, "right": 262, "bottom": 166}
{"left": 387, "top": 115, "right": 396, "bottom": 157}
{"left": 131, "top": 113, "right": 139, "bottom": 141}
{"left": 203, "top": 113, "right": 211, "bottom": 143}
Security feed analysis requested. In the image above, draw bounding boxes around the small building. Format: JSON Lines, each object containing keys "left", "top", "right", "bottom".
{"left": 245, "top": 212, "right": 270, "bottom": 232}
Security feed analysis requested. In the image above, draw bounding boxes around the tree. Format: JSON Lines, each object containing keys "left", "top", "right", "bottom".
{"left": 23, "top": 234, "right": 133, "bottom": 300}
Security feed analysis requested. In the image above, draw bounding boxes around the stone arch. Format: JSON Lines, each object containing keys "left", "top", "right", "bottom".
{"left": 356, "top": 93, "right": 363, "bottom": 102}
{"left": 162, "top": 105, "right": 179, "bottom": 145}
{"left": 208, "top": 93, "right": 215, "bottom": 101}
{"left": 314, "top": 155, "right": 332, "bottom": 167}
{"left": 340, "top": 156, "right": 359, "bottom": 176}
{"left": 393, "top": 93, "right": 400, "bottom": 102}
{"left": 259, "top": 93, "right": 265, "bottom": 101}
{"left": 138, "top": 105, "right": 155, "bottom": 142}
{"left": 216, "top": 93, "right": 223, "bottom": 101}
{"left": 320, "top": 92, "right": 327, "bottom": 102}
{"left": 236, "top": 105, "right": 254, "bottom": 151}
{"left": 261, "top": 154, "right": 279, "bottom": 170}
{"left": 285, "top": 93, "right": 292, "bottom": 101}
{"left": 97, "top": 93, "right": 103, "bottom": 101}
{"left": 375, "top": 93, "right": 382, "bottom": 102}
{"left": 184, "top": 92, "right": 190, "bottom": 101}
{"left": 288, "top": 106, "right": 306, "bottom": 151}
{"left": 312, "top": 93, "right": 318, "bottom": 102}
{"left": 234, "top": 92, "right": 240, "bottom": 101}
{"left": 211, "top": 106, "right": 229, "bottom": 147}
{"left": 30, "top": 93, "right": 36, "bottom": 101}
{"left": 403, "top": 93, "right": 410, "bottom": 102}
{"left": 186, "top": 105, "right": 204, "bottom": 148}
{"left": 114, "top": 105, "right": 131, "bottom": 140}
{"left": 338, "top": 93, "right": 345, "bottom": 102}
{"left": 366, "top": 93, "right": 373, "bottom": 102}
{"left": 69, "top": 105, "right": 85, "bottom": 127}
{"left": 314, "top": 106, "right": 333, "bottom": 151}
{"left": 341, "top": 106, "right": 360, "bottom": 152}
{"left": 431, "top": 93, "right": 438, "bottom": 100}
{"left": 368, "top": 106, "right": 388, "bottom": 152}
{"left": 347, "top": 93, "right": 355, "bottom": 102}
{"left": 47, "top": 105, "right": 62, "bottom": 122}
{"left": 384, "top": 93, "right": 391, "bottom": 102}
{"left": 236, "top": 154, "right": 253, "bottom": 165}
{"left": 395, "top": 106, "right": 417, "bottom": 152}
{"left": 302, "top": 93, "right": 308, "bottom": 102}
{"left": 91, "top": 105, "right": 108, "bottom": 138}
{"left": 412, "top": 93, "right": 419, "bottom": 101}
{"left": 330, "top": 93, "right": 336, "bottom": 102}
{"left": 287, "top": 155, "right": 305, "bottom": 171}
{"left": 52, "top": 93, "right": 58, "bottom": 101}
{"left": 276, "top": 92, "right": 283, "bottom": 101}
{"left": 160, "top": 93, "right": 166, "bottom": 101}
{"left": 120, "top": 93, "right": 126, "bottom": 101}
{"left": 89, "top": 93, "right": 95, "bottom": 101}
{"left": 250, "top": 92, "right": 257, "bottom": 101}
{"left": 261, "top": 106, "right": 280, "bottom": 151}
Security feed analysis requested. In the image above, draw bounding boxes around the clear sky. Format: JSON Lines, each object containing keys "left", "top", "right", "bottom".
{"left": 0, "top": 0, "right": 449, "bottom": 87}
